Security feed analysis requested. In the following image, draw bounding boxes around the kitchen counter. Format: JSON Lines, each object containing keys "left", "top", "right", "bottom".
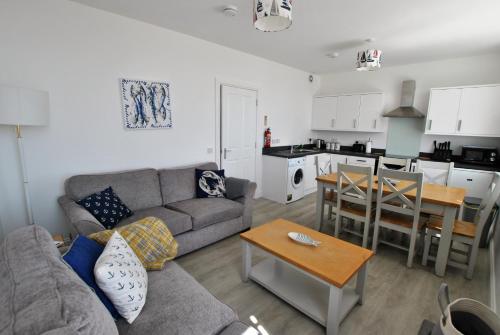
{"left": 262, "top": 145, "right": 385, "bottom": 159}
{"left": 418, "top": 153, "right": 500, "bottom": 172}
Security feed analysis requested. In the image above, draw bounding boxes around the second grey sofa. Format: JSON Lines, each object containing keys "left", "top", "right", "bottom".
{"left": 58, "top": 162, "right": 256, "bottom": 256}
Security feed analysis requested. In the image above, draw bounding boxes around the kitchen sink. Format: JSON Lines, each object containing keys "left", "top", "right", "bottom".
{"left": 293, "top": 149, "right": 318, "bottom": 153}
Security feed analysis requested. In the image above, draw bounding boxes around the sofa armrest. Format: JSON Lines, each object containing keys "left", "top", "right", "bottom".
{"left": 58, "top": 195, "right": 106, "bottom": 235}
{"left": 225, "top": 177, "right": 250, "bottom": 200}
{"left": 232, "top": 181, "right": 257, "bottom": 229}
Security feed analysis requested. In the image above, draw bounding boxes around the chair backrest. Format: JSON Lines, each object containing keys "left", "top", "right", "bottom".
{"left": 315, "top": 155, "right": 332, "bottom": 177}
{"left": 377, "top": 156, "right": 412, "bottom": 175}
{"left": 337, "top": 163, "right": 374, "bottom": 208}
{"left": 376, "top": 168, "right": 424, "bottom": 226}
{"left": 473, "top": 173, "right": 500, "bottom": 240}
{"left": 415, "top": 160, "right": 454, "bottom": 186}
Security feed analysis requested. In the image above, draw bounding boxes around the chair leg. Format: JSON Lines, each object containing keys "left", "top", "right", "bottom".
{"left": 335, "top": 213, "right": 341, "bottom": 237}
{"left": 422, "top": 229, "right": 432, "bottom": 266}
{"left": 466, "top": 240, "right": 480, "bottom": 280}
{"left": 362, "top": 219, "right": 370, "bottom": 249}
{"left": 372, "top": 221, "right": 380, "bottom": 253}
{"left": 407, "top": 229, "right": 418, "bottom": 268}
{"left": 328, "top": 205, "right": 333, "bottom": 221}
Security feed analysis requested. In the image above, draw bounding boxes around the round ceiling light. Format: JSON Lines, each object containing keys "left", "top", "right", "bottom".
{"left": 254, "top": 0, "right": 292, "bottom": 32}
{"left": 223, "top": 5, "right": 239, "bottom": 16}
{"left": 326, "top": 52, "right": 340, "bottom": 59}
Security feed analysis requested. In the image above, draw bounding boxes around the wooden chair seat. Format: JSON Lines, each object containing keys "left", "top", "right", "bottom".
{"left": 380, "top": 211, "right": 426, "bottom": 230}
{"left": 341, "top": 204, "right": 374, "bottom": 217}
{"left": 427, "top": 216, "right": 476, "bottom": 239}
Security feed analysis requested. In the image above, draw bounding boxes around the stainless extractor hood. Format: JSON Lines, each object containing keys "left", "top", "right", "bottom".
{"left": 383, "top": 80, "right": 425, "bottom": 118}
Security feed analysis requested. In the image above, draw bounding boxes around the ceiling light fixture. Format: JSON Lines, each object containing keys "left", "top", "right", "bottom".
{"left": 326, "top": 52, "right": 340, "bottom": 59}
{"left": 356, "top": 38, "right": 382, "bottom": 71}
{"left": 254, "top": 0, "right": 292, "bottom": 32}
{"left": 223, "top": 5, "right": 239, "bottom": 17}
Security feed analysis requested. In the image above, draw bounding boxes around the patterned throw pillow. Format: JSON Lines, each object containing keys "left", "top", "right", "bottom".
{"left": 62, "top": 235, "right": 120, "bottom": 319}
{"left": 89, "top": 217, "right": 178, "bottom": 271}
{"left": 195, "top": 169, "right": 226, "bottom": 198}
{"left": 94, "top": 232, "right": 147, "bottom": 324}
{"left": 77, "top": 187, "right": 133, "bottom": 229}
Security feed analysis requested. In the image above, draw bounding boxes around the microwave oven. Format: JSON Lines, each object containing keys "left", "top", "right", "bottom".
{"left": 460, "top": 146, "right": 497, "bottom": 164}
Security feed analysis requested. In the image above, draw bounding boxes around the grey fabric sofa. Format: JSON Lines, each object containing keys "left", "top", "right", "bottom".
{"left": 58, "top": 162, "right": 257, "bottom": 256}
{"left": 0, "top": 225, "right": 256, "bottom": 335}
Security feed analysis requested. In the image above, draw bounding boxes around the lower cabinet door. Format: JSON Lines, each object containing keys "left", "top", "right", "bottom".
{"left": 449, "top": 168, "right": 494, "bottom": 198}
{"left": 346, "top": 156, "right": 376, "bottom": 168}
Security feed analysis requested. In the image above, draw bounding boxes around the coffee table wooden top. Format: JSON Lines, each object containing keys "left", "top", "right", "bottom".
{"left": 240, "top": 219, "right": 373, "bottom": 288}
{"left": 317, "top": 172, "right": 466, "bottom": 208}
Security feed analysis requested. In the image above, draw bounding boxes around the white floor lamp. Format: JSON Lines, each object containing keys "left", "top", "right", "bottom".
{"left": 0, "top": 85, "right": 49, "bottom": 225}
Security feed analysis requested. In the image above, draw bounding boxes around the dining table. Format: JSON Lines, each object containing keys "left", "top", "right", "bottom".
{"left": 315, "top": 172, "right": 467, "bottom": 277}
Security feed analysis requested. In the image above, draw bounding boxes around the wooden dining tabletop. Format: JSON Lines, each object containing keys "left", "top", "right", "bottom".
{"left": 316, "top": 172, "right": 466, "bottom": 208}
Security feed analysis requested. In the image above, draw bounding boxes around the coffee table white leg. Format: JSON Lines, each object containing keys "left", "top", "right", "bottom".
{"left": 241, "top": 240, "right": 252, "bottom": 282}
{"left": 326, "top": 285, "right": 343, "bottom": 335}
{"left": 355, "top": 263, "right": 368, "bottom": 305}
{"left": 315, "top": 182, "right": 325, "bottom": 231}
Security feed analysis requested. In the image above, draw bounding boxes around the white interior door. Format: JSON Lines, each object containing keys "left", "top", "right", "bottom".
{"left": 221, "top": 85, "right": 257, "bottom": 181}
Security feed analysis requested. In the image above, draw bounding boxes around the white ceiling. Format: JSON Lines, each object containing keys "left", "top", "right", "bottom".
{"left": 71, "top": 0, "right": 500, "bottom": 73}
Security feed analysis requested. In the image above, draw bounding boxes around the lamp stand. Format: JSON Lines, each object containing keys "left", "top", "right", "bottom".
{"left": 16, "top": 125, "right": 35, "bottom": 225}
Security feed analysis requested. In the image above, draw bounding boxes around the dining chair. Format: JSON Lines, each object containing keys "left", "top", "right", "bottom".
{"left": 377, "top": 156, "right": 412, "bottom": 175}
{"left": 336, "top": 163, "right": 374, "bottom": 248}
{"left": 372, "top": 168, "right": 425, "bottom": 268}
{"left": 415, "top": 160, "right": 454, "bottom": 186}
{"left": 315, "top": 155, "right": 336, "bottom": 222}
{"left": 422, "top": 172, "right": 500, "bottom": 279}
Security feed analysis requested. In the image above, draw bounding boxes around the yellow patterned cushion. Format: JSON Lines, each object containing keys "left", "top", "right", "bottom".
{"left": 89, "top": 217, "right": 178, "bottom": 271}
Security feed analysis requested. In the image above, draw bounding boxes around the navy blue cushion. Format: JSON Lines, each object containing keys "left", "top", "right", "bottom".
{"left": 77, "top": 186, "right": 132, "bottom": 229}
{"left": 63, "top": 235, "right": 120, "bottom": 319}
{"left": 195, "top": 169, "right": 226, "bottom": 198}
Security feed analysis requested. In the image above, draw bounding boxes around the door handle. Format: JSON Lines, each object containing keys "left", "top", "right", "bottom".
{"left": 457, "top": 120, "right": 462, "bottom": 132}
{"left": 224, "top": 148, "right": 232, "bottom": 159}
{"left": 428, "top": 120, "right": 432, "bottom": 130}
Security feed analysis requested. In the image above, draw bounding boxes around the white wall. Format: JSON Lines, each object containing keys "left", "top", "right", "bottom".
{"left": 0, "top": 0, "right": 316, "bottom": 235}
{"left": 316, "top": 54, "right": 500, "bottom": 153}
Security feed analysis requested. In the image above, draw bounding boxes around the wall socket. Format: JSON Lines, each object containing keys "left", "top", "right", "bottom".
{"left": 207, "top": 147, "right": 214, "bottom": 154}
{"left": 271, "top": 138, "right": 280, "bottom": 144}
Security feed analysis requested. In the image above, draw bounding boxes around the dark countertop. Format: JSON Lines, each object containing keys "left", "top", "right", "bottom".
{"left": 262, "top": 145, "right": 500, "bottom": 172}
{"left": 262, "top": 145, "right": 385, "bottom": 159}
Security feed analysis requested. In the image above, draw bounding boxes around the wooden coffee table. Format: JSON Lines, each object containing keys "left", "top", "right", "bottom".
{"left": 240, "top": 219, "right": 373, "bottom": 335}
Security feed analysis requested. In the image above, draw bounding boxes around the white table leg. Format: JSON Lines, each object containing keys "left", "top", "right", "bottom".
{"left": 241, "top": 240, "right": 252, "bottom": 282}
{"left": 435, "top": 206, "right": 457, "bottom": 277}
{"left": 327, "top": 285, "right": 343, "bottom": 335}
{"left": 315, "top": 182, "right": 325, "bottom": 231}
{"left": 355, "top": 262, "right": 368, "bottom": 305}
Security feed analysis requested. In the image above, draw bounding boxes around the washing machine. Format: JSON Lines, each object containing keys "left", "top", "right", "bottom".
{"left": 286, "top": 157, "right": 306, "bottom": 203}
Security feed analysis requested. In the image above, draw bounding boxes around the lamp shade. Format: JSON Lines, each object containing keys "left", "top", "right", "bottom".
{"left": 254, "top": 0, "right": 292, "bottom": 32}
{"left": 0, "top": 85, "right": 49, "bottom": 126}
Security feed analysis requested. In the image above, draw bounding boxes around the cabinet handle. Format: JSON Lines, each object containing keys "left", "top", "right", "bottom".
{"left": 356, "top": 159, "right": 367, "bottom": 162}
{"left": 331, "top": 119, "right": 335, "bottom": 128}
{"left": 353, "top": 119, "right": 357, "bottom": 128}
{"left": 457, "top": 120, "right": 462, "bottom": 132}
{"left": 373, "top": 119, "right": 377, "bottom": 129}
{"left": 428, "top": 120, "right": 432, "bottom": 130}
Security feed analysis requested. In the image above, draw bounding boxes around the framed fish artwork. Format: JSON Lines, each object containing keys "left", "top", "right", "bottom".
{"left": 120, "top": 78, "right": 173, "bottom": 129}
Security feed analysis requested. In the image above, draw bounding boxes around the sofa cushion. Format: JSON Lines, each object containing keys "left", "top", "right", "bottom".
{"left": 166, "top": 198, "right": 244, "bottom": 230}
{"left": 159, "top": 162, "right": 218, "bottom": 204}
{"left": 117, "top": 206, "right": 192, "bottom": 236}
{"left": 116, "top": 262, "right": 237, "bottom": 335}
{"left": 66, "top": 168, "right": 162, "bottom": 211}
{"left": 0, "top": 225, "right": 118, "bottom": 335}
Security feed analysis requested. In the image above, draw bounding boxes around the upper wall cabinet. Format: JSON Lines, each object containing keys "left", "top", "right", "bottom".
{"left": 425, "top": 84, "right": 500, "bottom": 137}
{"left": 312, "top": 93, "right": 385, "bottom": 132}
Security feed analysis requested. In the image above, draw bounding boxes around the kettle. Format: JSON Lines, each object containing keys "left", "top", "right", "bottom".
{"left": 315, "top": 139, "right": 325, "bottom": 149}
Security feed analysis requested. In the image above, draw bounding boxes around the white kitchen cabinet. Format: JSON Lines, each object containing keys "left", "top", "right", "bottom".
{"left": 425, "top": 88, "right": 462, "bottom": 135}
{"left": 346, "top": 156, "right": 376, "bottom": 168}
{"left": 358, "top": 93, "right": 386, "bottom": 132}
{"left": 425, "top": 84, "right": 500, "bottom": 137}
{"left": 337, "top": 95, "right": 361, "bottom": 130}
{"left": 458, "top": 86, "right": 500, "bottom": 136}
{"left": 311, "top": 96, "right": 338, "bottom": 130}
{"left": 312, "top": 93, "right": 384, "bottom": 132}
{"left": 449, "top": 168, "right": 494, "bottom": 198}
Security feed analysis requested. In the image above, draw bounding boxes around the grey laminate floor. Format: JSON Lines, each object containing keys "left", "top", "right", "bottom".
{"left": 176, "top": 194, "right": 490, "bottom": 335}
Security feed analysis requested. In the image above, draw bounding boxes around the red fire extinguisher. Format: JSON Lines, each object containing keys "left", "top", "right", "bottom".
{"left": 264, "top": 128, "right": 271, "bottom": 148}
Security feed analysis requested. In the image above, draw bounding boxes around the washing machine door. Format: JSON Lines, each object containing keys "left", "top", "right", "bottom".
{"left": 291, "top": 168, "right": 304, "bottom": 189}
